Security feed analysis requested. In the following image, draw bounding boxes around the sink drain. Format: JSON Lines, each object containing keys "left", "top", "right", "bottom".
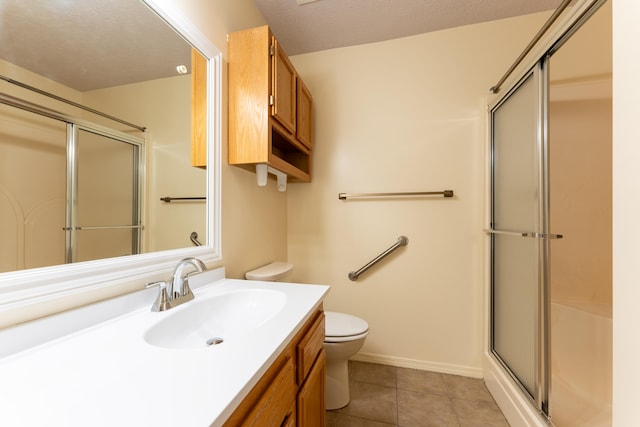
{"left": 206, "top": 337, "right": 224, "bottom": 346}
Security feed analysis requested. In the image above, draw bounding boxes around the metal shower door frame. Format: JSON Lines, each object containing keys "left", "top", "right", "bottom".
{"left": 488, "top": 60, "right": 551, "bottom": 417}
{"left": 65, "top": 123, "right": 145, "bottom": 264}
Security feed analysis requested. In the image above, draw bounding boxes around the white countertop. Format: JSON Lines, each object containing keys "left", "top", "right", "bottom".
{"left": 0, "top": 271, "right": 329, "bottom": 427}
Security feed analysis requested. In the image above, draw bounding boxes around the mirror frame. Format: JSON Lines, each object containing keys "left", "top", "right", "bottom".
{"left": 0, "top": 0, "right": 222, "bottom": 314}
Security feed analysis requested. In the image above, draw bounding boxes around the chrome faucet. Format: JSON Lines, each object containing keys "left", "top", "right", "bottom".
{"left": 145, "top": 257, "right": 207, "bottom": 311}
{"left": 170, "top": 257, "right": 207, "bottom": 299}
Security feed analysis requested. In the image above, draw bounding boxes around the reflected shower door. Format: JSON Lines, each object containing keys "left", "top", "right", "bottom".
{"left": 490, "top": 69, "right": 545, "bottom": 407}
{"left": 0, "top": 105, "right": 66, "bottom": 272}
{"left": 66, "top": 126, "right": 142, "bottom": 263}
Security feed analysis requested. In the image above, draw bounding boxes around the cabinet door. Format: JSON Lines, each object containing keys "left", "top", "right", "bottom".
{"left": 242, "top": 357, "right": 296, "bottom": 427}
{"left": 297, "top": 350, "right": 326, "bottom": 427}
{"left": 272, "top": 38, "right": 297, "bottom": 135}
{"left": 296, "top": 79, "right": 313, "bottom": 149}
{"left": 191, "top": 48, "right": 207, "bottom": 167}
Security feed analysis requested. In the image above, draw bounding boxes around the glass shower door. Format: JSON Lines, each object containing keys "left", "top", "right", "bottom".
{"left": 66, "top": 126, "right": 143, "bottom": 263}
{"left": 490, "top": 69, "right": 546, "bottom": 408}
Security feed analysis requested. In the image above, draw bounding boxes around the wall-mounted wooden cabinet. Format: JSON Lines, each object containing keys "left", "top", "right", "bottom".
{"left": 228, "top": 26, "right": 313, "bottom": 182}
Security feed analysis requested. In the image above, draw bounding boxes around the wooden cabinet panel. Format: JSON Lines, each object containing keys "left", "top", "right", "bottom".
{"left": 296, "top": 312, "right": 324, "bottom": 384}
{"left": 296, "top": 79, "right": 313, "bottom": 149}
{"left": 228, "top": 26, "right": 271, "bottom": 166}
{"left": 297, "top": 351, "right": 326, "bottom": 427}
{"left": 282, "top": 404, "right": 296, "bottom": 427}
{"left": 272, "top": 38, "right": 297, "bottom": 135}
{"left": 243, "top": 357, "right": 296, "bottom": 426}
{"left": 190, "top": 48, "right": 207, "bottom": 168}
{"left": 224, "top": 356, "right": 296, "bottom": 427}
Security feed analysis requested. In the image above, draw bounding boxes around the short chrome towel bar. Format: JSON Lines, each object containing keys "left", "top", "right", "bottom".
{"left": 484, "top": 229, "right": 563, "bottom": 239}
{"left": 349, "top": 235, "right": 409, "bottom": 281}
{"left": 160, "top": 196, "right": 206, "bottom": 202}
{"left": 62, "top": 225, "right": 143, "bottom": 231}
{"left": 339, "top": 190, "right": 453, "bottom": 200}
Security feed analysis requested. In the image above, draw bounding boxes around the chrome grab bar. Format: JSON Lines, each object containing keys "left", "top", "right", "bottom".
{"left": 349, "top": 235, "right": 409, "bottom": 281}
{"left": 484, "top": 229, "right": 563, "bottom": 239}
{"left": 190, "top": 231, "right": 202, "bottom": 246}
{"left": 339, "top": 190, "right": 453, "bottom": 200}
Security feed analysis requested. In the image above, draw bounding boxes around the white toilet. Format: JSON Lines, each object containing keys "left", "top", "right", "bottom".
{"left": 323, "top": 311, "right": 369, "bottom": 409}
{"left": 245, "top": 262, "right": 369, "bottom": 410}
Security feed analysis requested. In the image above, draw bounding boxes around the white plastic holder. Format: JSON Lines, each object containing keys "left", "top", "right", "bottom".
{"left": 256, "top": 164, "right": 287, "bottom": 192}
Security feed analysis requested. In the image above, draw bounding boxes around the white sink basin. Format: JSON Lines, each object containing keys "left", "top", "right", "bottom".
{"left": 144, "top": 288, "right": 287, "bottom": 349}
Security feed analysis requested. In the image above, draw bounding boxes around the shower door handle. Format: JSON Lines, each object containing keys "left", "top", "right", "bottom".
{"left": 484, "top": 229, "right": 563, "bottom": 239}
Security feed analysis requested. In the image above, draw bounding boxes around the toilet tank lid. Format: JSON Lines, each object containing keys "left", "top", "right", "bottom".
{"left": 245, "top": 261, "right": 293, "bottom": 281}
{"left": 325, "top": 311, "right": 369, "bottom": 337}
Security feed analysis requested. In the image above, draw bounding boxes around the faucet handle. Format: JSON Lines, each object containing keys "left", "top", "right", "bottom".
{"left": 145, "top": 281, "right": 171, "bottom": 312}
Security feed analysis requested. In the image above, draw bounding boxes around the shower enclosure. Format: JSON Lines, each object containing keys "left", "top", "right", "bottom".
{"left": 0, "top": 98, "right": 144, "bottom": 272}
{"left": 487, "top": 1, "right": 611, "bottom": 425}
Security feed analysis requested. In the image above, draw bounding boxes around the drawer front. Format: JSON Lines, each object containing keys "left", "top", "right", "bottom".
{"left": 297, "top": 312, "right": 325, "bottom": 383}
{"left": 244, "top": 357, "right": 296, "bottom": 427}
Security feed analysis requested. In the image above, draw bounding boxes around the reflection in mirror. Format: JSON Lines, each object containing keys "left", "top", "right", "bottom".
{"left": 0, "top": 0, "right": 208, "bottom": 273}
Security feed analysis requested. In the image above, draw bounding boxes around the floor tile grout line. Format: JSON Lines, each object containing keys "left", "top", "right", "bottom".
{"left": 395, "top": 366, "right": 399, "bottom": 426}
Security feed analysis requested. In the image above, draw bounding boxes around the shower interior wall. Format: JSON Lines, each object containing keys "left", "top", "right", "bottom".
{"left": 547, "top": 2, "right": 612, "bottom": 422}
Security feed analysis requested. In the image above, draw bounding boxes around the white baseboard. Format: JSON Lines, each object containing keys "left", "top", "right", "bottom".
{"left": 351, "top": 352, "right": 483, "bottom": 379}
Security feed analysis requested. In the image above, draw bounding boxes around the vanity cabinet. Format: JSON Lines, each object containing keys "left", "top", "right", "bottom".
{"left": 228, "top": 25, "right": 313, "bottom": 182}
{"left": 223, "top": 309, "right": 325, "bottom": 426}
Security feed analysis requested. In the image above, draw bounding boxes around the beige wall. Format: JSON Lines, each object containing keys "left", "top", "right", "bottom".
{"left": 156, "top": 0, "right": 289, "bottom": 279}
{"left": 287, "top": 14, "right": 550, "bottom": 374}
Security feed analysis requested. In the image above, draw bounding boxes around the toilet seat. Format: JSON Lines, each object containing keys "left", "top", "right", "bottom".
{"left": 324, "top": 311, "right": 369, "bottom": 343}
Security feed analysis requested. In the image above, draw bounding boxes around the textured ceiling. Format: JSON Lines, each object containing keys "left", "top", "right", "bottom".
{"left": 0, "top": 0, "right": 561, "bottom": 92}
{"left": 253, "top": 0, "right": 561, "bottom": 55}
{"left": 0, "top": 0, "right": 192, "bottom": 92}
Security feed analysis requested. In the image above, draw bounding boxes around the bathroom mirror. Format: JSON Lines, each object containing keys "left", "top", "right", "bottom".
{"left": 0, "top": 0, "right": 221, "bottom": 306}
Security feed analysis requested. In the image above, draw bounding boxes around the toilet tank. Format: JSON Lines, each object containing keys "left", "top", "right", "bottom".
{"left": 245, "top": 261, "right": 293, "bottom": 281}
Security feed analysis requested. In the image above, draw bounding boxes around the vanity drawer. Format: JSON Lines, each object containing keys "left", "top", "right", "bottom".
{"left": 296, "top": 311, "right": 325, "bottom": 384}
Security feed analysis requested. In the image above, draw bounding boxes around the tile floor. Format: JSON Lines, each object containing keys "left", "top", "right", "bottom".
{"left": 326, "top": 361, "right": 510, "bottom": 427}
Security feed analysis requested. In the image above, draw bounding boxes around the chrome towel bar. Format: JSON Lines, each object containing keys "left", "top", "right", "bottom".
{"left": 339, "top": 190, "right": 453, "bottom": 200}
{"left": 160, "top": 196, "right": 206, "bottom": 202}
{"left": 62, "top": 225, "right": 143, "bottom": 231}
{"left": 349, "top": 235, "right": 408, "bottom": 281}
{"left": 483, "top": 229, "right": 563, "bottom": 239}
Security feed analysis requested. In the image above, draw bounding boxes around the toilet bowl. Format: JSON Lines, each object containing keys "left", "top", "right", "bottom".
{"left": 245, "top": 262, "right": 369, "bottom": 411}
{"left": 324, "top": 311, "right": 369, "bottom": 410}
